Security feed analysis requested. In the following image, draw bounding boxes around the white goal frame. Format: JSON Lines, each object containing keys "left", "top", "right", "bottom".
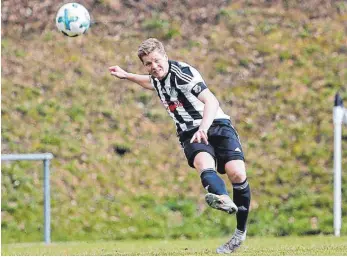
{"left": 333, "top": 93, "right": 346, "bottom": 237}
{"left": 1, "top": 153, "right": 53, "bottom": 243}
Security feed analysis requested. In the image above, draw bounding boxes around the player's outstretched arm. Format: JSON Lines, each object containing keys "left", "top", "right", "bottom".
{"left": 109, "top": 66, "right": 154, "bottom": 91}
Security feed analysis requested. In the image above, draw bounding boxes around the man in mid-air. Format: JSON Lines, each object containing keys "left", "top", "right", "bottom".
{"left": 109, "top": 38, "right": 251, "bottom": 253}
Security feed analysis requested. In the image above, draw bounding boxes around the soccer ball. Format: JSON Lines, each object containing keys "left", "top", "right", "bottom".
{"left": 55, "top": 3, "right": 90, "bottom": 37}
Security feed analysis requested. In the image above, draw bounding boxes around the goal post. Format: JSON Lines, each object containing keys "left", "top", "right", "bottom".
{"left": 1, "top": 153, "right": 54, "bottom": 244}
{"left": 333, "top": 93, "right": 346, "bottom": 237}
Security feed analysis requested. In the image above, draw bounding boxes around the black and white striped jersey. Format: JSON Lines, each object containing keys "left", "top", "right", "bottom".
{"left": 150, "top": 60, "right": 230, "bottom": 134}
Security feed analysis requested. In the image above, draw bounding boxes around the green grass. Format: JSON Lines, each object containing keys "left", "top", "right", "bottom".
{"left": 2, "top": 236, "right": 347, "bottom": 256}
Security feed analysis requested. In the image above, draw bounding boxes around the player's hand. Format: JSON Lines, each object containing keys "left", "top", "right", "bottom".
{"left": 109, "top": 66, "right": 128, "bottom": 79}
{"left": 190, "top": 129, "right": 209, "bottom": 145}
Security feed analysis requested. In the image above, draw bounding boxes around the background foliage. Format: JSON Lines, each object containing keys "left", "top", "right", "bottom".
{"left": 2, "top": 0, "right": 347, "bottom": 243}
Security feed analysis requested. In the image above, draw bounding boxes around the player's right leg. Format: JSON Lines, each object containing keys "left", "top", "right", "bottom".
{"left": 193, "top": 152, "right": 238, "bottom": 215}
{"left": 180, "top": 131, "right": 237, "bottom": 214}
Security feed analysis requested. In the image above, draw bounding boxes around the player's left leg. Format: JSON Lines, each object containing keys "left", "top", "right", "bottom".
{"left": 216, "top": 159, "right": 250, "bottom": 254}
{"left": 225, "top": 159, "right": 250, "bottom": 233}
{"left": 226, "top": 160, "right": 250, "bottom": 221}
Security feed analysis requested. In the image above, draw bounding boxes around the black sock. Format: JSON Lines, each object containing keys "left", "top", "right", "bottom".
{"left": 233, "top": 179, "right": 251, "bottom": 232}
{"left": 200, "top": 169, "right": 228, "bottom": 195}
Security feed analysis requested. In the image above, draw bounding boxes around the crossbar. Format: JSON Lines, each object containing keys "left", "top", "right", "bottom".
{"left": 1, "top": 153, "right": 53, "bottom": 161}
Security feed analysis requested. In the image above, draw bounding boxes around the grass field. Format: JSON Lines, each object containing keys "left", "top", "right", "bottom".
{"left": 2, "top": 236, "right": 347, "bottom": 256}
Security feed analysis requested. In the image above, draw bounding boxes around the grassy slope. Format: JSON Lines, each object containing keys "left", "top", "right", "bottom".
{"left": 2, "top": 1, "right": 347, "bottom": 242}
{"left": 2, "top": 236, "right": 347, "bottom": 256}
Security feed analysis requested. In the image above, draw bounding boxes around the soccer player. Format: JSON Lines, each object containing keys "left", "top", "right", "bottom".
{"left": 109, "top": 38, "right": 251, "bottom": 254}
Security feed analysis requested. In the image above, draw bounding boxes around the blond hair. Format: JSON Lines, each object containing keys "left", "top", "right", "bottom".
{"left": 137, "top": 38, "right": 166, "bottom": 62}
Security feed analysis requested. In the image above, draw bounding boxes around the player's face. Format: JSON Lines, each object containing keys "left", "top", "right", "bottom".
{"left": 142, "top": 50, "right": 169, "bottom": 80}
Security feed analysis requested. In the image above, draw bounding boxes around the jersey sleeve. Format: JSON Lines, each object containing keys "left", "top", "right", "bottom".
{"left": 181, "top": 66, "right": 208, "bottom": 97}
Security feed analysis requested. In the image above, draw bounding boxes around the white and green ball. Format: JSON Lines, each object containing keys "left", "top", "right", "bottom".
{"left": 55, "top": 3, "right": 90, "bottom": 37}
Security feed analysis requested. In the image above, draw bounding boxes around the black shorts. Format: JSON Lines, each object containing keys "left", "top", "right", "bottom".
{"left": 179, "top": 119, "right": 245, "bottom": 174}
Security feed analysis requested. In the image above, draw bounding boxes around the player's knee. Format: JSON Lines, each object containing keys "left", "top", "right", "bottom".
{"left": 193, "top": 152, "right": 215, "bottom": 171}
{"left": 230, "top": 170, "right": 247, "bottom": 183}
{"left": 225, "top": 160, "right": 246, "bottom": 183}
